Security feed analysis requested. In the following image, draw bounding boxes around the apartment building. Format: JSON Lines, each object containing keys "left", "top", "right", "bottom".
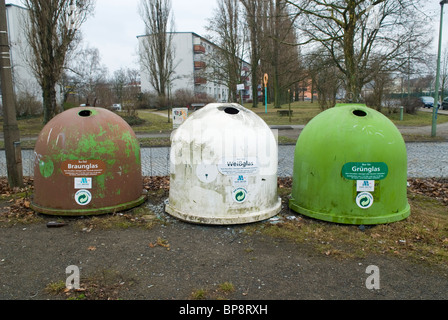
{"left": 137, "top": 32, "right": 252, "bottom": 103}
{"left": 4, "top": 4, "right": 41, "bottom": 100}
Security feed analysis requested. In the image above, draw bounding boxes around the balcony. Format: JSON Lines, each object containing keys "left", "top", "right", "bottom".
{"left": 194, "top": 61, "right": 206, "bottom": 70}
{"left": 194, "top": 77, "right": 207, "bottom": 85}
{"left": 194, "top": 45, "right": 205, "bottom": 54}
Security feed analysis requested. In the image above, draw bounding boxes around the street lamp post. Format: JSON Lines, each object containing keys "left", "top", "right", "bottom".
{"left": 0, "top": 0, "right": 23, "bottom": 188}
{"left": 432, "top": 0, "right": 448, "bottom": 137}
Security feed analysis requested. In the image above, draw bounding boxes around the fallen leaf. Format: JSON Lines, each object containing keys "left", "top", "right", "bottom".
{"left": 148, "top": 237, "right": 170, "bottom": 250}
{"left": 156, "top": 237, "right": 170, "bottom": 248}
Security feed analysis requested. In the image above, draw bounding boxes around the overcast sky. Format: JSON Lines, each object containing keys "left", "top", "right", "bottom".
{"left": 79, "top": 0, "right": 217, "bottom": 74}
{"left": 6, "top": 0, "right": 448, "bottom": 76}
{"left": 6, "top": 0, "right": 218, "bottom": 74}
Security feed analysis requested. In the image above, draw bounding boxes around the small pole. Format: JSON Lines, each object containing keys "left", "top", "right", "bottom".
{"left": 400, "top": 106, "right": 404, "bottom": 121}
{"left": 264, "top": 73, "right": 268, "bottom": 114}
{"left": 167, "top": 80, "right": 171, "bottom": 123}
{"left": 432, "top": 1, "right": 447, "bottom": 137}
{"left": 0, "top": 0, "right": 23, "bottom": 188}
{"left": 288, "top": 89, "right": 291, "bottom": 123}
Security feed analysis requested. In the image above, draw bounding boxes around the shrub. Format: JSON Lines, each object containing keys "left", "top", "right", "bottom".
{"left": 402, "top": 97, "right": 420, "bottom": 115}
{"left": 15, "top": 92, "right": 42, "bottom": 117}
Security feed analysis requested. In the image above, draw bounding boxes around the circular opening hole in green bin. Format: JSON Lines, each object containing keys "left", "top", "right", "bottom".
{"left": 353, "top": 109, "right": 367, "bottom": 117}
{"left": 224, "top": 107, "right": 239, "bottom": 115}
{"left": 78, "top": 110, "right": 92, "bottom": 117}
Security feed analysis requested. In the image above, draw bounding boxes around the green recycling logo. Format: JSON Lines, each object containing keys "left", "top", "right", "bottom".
{"left": 356, "top": 192, "right": 373, "bottom": 209}
{"left": 233, "top": 188, "right": 247, "bottom": 203}
{"left": 75, "top": 189, "right": 92, "bottom": 206}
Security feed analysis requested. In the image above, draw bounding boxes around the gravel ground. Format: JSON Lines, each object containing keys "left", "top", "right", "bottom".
{"left": 406, "top": 142, "right": 448, "bottom": 178}
{"left": 0, "top": 123, "right": 447, "bottom": 304}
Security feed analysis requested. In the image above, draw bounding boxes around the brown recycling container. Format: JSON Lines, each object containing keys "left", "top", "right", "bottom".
{"left": 31, "top": 107, "right": 145, "bottom": 216}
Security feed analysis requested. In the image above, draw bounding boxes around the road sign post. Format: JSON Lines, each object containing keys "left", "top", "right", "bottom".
{"left": 263, "top": 74, "right": 268, "bottom": 114}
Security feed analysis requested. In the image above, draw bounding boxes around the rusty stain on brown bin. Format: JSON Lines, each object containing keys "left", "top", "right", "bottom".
{"left": 30, "top": 107, "right": 146, "bottom": 216}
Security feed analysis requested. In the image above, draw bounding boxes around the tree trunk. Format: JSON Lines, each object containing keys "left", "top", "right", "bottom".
{"left": 250, "top": 47, "right": 259, "bottom": 108}
{"left": 42, "top": 79, "right": 58, "bottom": 124}
{"left": 272, "top": 0, "right": 281, "bottom": 108}
{"left": 343, "top": 9, "right": 361, "bottom": 103}
{"left": 273, "top": 64, "right": 280, "bottom": 108}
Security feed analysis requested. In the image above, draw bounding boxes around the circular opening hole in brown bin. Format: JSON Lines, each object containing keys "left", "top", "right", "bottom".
{"left": 78, "top": 110, "right": 92, "bottom": 117}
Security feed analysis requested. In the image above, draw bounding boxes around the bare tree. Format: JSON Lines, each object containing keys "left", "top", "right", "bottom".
{"left": 440, "top": 47, "right": 448, "bottom": 102}
{"left": 65, "top": 45, "right": 108, "bottom": 106}
{"left": 139, "top": 0, "right": 175, "bottom": 107}
{"left": 206, "top": 0, "right": 248, "bottom": 103}
{"left": 287, "top": 0, "right": 431, "bottom": 103}
{"left": 266, "top": 0, "right": 287, "bottom": 107}
{"left": 364, "top": 66, "right": 394, "bottom": 111}
{"left": 23, "top": 0, "right": 95, "bottom": 124}
{"left": 112, "top": 68, "right": 127, "bottom": 105}
{"left": 112, "top": 67, "right": 140, "bottom": 111}
{"left": 240, "top": 0, "right": 264, "bottom": 107}
{"left": 307, "top": 48, "right": 344, "bottom": 110}
{"left": 257, "top": 0, "right": 304, "bottom": 107}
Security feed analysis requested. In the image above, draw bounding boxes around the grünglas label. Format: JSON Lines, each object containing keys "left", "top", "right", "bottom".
{"left": 342, "top": 162, "right": 388, "bottom": 180}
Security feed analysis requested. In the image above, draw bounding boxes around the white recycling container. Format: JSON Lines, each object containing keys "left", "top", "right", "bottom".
{"left": 165, "top": 103, "right": 281, "bottom": 225}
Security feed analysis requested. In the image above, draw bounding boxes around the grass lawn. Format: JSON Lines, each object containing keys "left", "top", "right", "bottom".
{"left": 242, "top": 101, "right": 321, "bottom": 125}
{"left": 0, "top": 102, "right": 446, "bottom": 149}
{"left": 387, "top": 109, "right": 448, "bottom": 126}
{"left": 2, "top": 176, "right": 447, "bottom": 269}
{"left": 1, "top": 115, "right": 46, "bottom": 137}
{"left": 244, "top": 101, "right": 448, "bottom": 127}
{"left": 125, "top": 109, "right": 172, "bottom": 134}
{"left": 0, "top": 109, "right": 173, "bottom": 137}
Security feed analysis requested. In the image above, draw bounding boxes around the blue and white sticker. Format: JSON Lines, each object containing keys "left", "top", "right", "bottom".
{"left": 75, "top": 189, "right": 92, "bottom": 206}
{"left": 356, "top": 180, "right": 375, "bottom": 192}
{"left": 232, "top": 175, "right": 248, "bottom": 188}
{"left": 74, "top": 177, "right": 92, "bottom": 189}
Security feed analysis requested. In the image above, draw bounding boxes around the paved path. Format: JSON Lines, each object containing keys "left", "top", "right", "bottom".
{"left": 2, "top": 142, "right": 447, "bottom": 178}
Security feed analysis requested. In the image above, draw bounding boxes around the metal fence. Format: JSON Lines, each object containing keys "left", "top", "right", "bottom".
{"left": 0, "top": 147, "right": 172, "bottom": 178}
{"left": 0, "top": 146, "right": 297, "bottom": 178}
{"left": 1, "top": 144, "right": 447, "bottom": 179}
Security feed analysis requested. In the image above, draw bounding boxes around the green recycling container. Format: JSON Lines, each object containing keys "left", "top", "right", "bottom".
{"left": 289, "top": 103, "right": 410, "bottom": 225}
